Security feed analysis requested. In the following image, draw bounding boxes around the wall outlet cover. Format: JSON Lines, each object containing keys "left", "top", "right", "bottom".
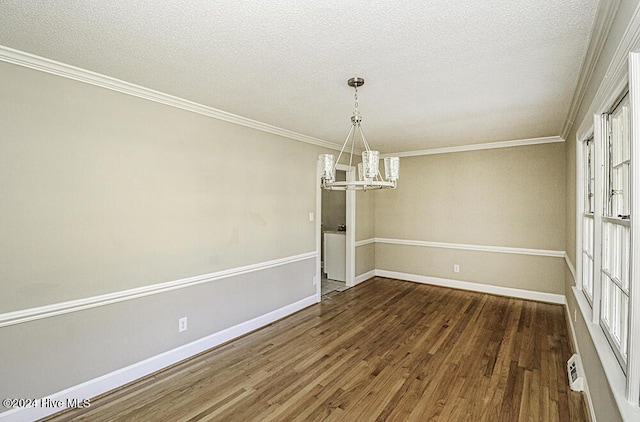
{"left": 179, "top": 317, "right": 188, "bottom": 332}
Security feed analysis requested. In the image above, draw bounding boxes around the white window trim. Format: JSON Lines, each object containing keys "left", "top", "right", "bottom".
{"left": 574, "top": 51, "right": 640, "bottom": 415}
{"left": 627, "top": 50, "right": 640, "bottom": 408}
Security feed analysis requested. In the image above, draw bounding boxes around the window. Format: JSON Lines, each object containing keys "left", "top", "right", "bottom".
{"left": 574, "top": 51, "right": 640, "bottom": 414}
{"left": 582, "top": 138, "right": 595, "bottom": 303}
{"left": 600, "top": 93, "right": 631, "bottom": 367}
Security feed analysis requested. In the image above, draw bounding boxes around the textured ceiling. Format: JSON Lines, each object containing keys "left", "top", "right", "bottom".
{"left": 0, "top": 1, "right": 598, "bottom": 153}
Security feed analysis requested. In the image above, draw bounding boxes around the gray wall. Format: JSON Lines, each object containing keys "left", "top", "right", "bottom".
{"left": 0, "top": 260, "right": 315, "bottom": 400}
{"left": 0, "top": 61, "right": 321, "bottom": 311}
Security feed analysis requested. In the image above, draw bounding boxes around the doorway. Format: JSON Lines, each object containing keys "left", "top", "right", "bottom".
{"left": 316, "top": 163, "right": 355, "bottom": 301}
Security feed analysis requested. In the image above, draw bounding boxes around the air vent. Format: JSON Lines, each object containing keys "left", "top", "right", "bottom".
{"left": 567, "top": 354, "right": 585, "bottom": 392}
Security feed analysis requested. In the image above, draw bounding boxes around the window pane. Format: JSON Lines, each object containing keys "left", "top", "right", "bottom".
{"left": 621, "top": 294, "right": 629, "bottom": 360}
{"left": 622, "top": 225, "right": 630, "bottom": 291}
{"left": 602, "top": 274, "right": 611, "bottom": 326}
{"left": 585, "top": 140, "right": 595, "bottom": 213}
{"left": 614, "top": 224, "right": 621, "bottom": 280}
{"left": 582, "top": 138, "right": 596, "bottom": 305}
{"left": 582, "top": 214, "right": 595, "bottom": 302}
{"left": 583, "top": 254, "right": 594, "bottom": 300}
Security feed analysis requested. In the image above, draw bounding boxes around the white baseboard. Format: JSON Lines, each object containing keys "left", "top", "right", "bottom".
{"left": 354, "top": 270, "right": 375, "bottom": 285}
{"left": 0, "top": 295, "right": 317, "bottom": 422}
{"left": 375, "top": 269, "right": 566, "bottom": 304}
{"left": 564, "top": 303, "right": 597, "bottom": 422}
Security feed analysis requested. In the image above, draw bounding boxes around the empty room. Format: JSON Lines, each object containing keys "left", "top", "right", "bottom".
{"left": 2, "top": 1, "right": 640, "bottom": 421}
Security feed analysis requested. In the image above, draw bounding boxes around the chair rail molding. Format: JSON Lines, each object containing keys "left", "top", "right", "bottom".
{"left": 374, "top": 237, "right": 565, "bottom": 258}
{"left": 0, "top": 252, "right": 317, "bottom": 328}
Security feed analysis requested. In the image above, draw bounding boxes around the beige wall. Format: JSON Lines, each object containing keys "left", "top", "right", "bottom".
{"left": 376, "top": 145, "right": 565, "bottom": 248}
{"left": 356, "top": 189, "right": 375, "bottom": 241}
{"left": 374, "top": 143, "right": 566, "bottom": 292}
{"left": 0, "top": 61, "right": 323, "bottom": 312}
{"left": 376, "top": 244, "right": 565, "bottom": 294}
{"left": 355, "top": 243, "right": 375, "bottom": 277}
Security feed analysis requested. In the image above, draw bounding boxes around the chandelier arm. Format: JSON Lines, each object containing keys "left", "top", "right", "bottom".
{"left": 349, "top": 126, "right": 356, "bottom": 169}
{"left": 334, "top": 124, "right": 355, "bottom": 171}
{"left": 347, "top": 124, "right": 356, "bottom": 169}
{"left": 358, "top": 125, "right": 373, "bottom": 153}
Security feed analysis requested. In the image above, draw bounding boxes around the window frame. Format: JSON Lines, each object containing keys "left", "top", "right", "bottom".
{"left": 599, "top": 94, "right": 631, "bottom": 370}
{"left": 577, "top": 86, "right": 640, "bottom": 406}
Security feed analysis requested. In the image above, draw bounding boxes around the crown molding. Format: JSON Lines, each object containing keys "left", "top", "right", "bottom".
{"left": 561, "top": 0, "right": 622, "bottom": 139}
{"left": 577, "top": 2, "right": 640, "bottom": 139}
{"left": 0, "top": 45, "right": 343, "bottom": 152}
{"left": 381, "top": 135, "right": 564, "bottom": 158}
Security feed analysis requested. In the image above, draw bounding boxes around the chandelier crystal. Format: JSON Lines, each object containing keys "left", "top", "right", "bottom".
{"left": 320, "top": 77, "right": 399, "bottom": 191}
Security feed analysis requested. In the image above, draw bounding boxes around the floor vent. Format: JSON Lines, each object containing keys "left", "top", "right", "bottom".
{"left": 567, "top": 354, "right": 585, "bottom": 392}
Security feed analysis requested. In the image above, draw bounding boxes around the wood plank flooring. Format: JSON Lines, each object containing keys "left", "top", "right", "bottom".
{"left": 44, "top": 277, "right": 588, "bottom": 421}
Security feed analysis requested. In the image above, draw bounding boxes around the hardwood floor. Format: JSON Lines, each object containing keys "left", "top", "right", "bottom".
{"left": 44, "top": 277, "right": 588, "bottom": 421}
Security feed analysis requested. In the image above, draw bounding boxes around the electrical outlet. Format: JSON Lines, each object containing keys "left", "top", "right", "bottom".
{"left": 309, "top": 212, "right": 314, "bottom": 222}
{"left": 178, "top": 317, "right": 188, "bottom": 332}
{"left": 312, "top": 275, "right": 317, "bottom": 285}
{"left": 574, "top": 309, "right": 577, "bottom": 323}
{"left": 453, "top": 264, "right": 460, "bottom": 273}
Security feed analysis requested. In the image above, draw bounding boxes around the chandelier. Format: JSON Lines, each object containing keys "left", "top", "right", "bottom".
{"left": 319, "top": 77, "right": 399, "bottom": 190}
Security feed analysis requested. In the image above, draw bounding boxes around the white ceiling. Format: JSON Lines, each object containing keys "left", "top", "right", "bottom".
{"left": 0, "top": 1, "right": 599, "bottom": 153}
